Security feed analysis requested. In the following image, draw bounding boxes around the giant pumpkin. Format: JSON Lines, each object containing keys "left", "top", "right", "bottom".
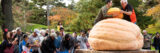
{"left": 88, "top": 18, "right": 143, "bottom": 50}
{"left": 107, "top": 7, "right": 123, "bottom": 19}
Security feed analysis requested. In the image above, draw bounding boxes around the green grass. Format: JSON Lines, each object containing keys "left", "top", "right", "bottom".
{"left": 0, "top": 41, "right": 1, "bottom": 44}
{"left": 151, "top": 46, "right": 156, "bottom": 50}
{"left": 22, "top": 23, "right": 47, "bottom": 32}
{"left": 146, "top": 21, "right": 160, "bottom": 34}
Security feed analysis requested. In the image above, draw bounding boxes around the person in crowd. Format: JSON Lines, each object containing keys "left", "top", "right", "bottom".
{"left": 19, "top": 34, "right": 33, "bottom": 53}
{"left": 59, "top": 34, "right": 74, "bottom": 53}
{"left": 94, "top": 0, "right": 117, "bottom": 24}
{"left": 41, "top": 33, "right": 56, "bottom": 53}
{"left": 0, "top": 32, "right": 18, "bottom": 53}
{"left": 12, "top": 30, "right": 16, "bottom": 39}
{"left": 86, "top": 29, "right": 91, "bottom": 38}
{"left": 57, "top": 21, "right": 63, "bottom": 32}
{"left": 153, "top": 32, "right": 160, "bottom": 50}
{"left": 13, "top": 27, "right": 24, "bottom": 53}
{"left": 60, "top": 27, "right": 65, "bottom": 37}
{"left": 45, "top": 29, "right": 49, "bottom": 37}
{"left": 51, "top": 29, "right": 55, "bottom": 33}
{"left": 72, "top": 32, "right": 80, "bottom": 53}
{"left": 25, "top": 32, "right": 31, "bottom": 36}
{"left": 28, "top": 29, "right": 41, "bottom": 53}
{"left": 55, "top": 31, "right": 62, "bottom": 52}
{"left": 77, "top": 31, "right": 88, "bottom": 49}
{"left": 39, "top": 30, "right": 47, "bottom": 44}
{"left": 143, "top": 30, "right": 151, "bottom": 50}
{"left": 13, "top": 28, "right": 24, "bottom": 43}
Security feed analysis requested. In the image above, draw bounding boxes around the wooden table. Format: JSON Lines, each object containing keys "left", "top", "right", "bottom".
{"left": 76, "top": 49, "right": 158, "bottom": 53}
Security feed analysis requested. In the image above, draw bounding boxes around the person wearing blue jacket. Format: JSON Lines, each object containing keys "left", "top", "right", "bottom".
{"left": 19, "top": 34, "right": 32, "bottom": 53}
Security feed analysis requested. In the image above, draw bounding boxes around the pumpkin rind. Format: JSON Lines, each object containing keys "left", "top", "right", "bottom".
{"left": 88, "top": 18, "right": 143, "bottom": 50}
{"left": 107, "top": 7, "right": 123, "bottom": 19}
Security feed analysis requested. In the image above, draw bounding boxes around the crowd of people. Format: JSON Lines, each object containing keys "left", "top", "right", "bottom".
{"left": 143, "top": 30, "right": 160, "bottom": 52}
{"left": 0, "top": 26, "right": 91, "bottom": 53}
{"left": 0, "top": 27, "right": 160, "bottom": 53}
{"left": 0, "top": 0, "right": 159, "bottom": 53}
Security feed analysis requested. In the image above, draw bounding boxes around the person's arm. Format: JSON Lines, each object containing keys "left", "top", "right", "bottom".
{"left": 94, "top": 9, "right": 103, "bottom": 24}
{"left": 121, "top": 10, "right": 132, "bottom": 15}
{"left": 5, "top": 41, "right": 12, "bottom": 47}
{"left": 148, "top": 35, "right": 151, "bottom": 42}
{"left": 103, "top": 11, "right": 113, "bottom": 18}
{"left": 145, "top": 35, "right": 151, "bottom": 42}
{"left": 12, "top": 38, "right": 18, "bottom": 45}
{"left": 27, "top": 37, "right": 36, "bottom": 47}
{"left": 121, "top": 5, "right": 133, "bottom": 15}
{"left": 68, "top": 50, "right": 71, "bottom": 53}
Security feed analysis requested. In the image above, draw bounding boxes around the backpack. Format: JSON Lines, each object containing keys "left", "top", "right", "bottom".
{"left": 130, "top": 9, "right": 137, "bottom": 23}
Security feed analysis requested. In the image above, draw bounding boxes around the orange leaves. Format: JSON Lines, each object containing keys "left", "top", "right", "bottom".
{"left": 145, "top": 4, "right": 160, "bottom": 17}
{"left": 49, "top": 7, "right": 77, "bottom": 25}
{"left": 49, "top": 15, "right": 61, "bottom": 21}
{"left": 50, "top": 7, "right": 77, "bottom": 20}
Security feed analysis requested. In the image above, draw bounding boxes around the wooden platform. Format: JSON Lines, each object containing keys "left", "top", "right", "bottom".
{"left": 76, "top": 49, "right": 158, "bottom": 53}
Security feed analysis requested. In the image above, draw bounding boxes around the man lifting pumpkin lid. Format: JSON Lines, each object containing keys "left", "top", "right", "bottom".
{"left": 120, "top": 0, "right": 136, "bottom": 23}
{"left": 94, "top": 0, "right": 118, "bottom": 24}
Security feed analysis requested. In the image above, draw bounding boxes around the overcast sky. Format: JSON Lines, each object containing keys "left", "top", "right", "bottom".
{"left": 28, "top": 0, "right": 79, "bottom": 9}
{"left": 62, "top": 0, "right": 80, "bottom": 6}
{"left": 29, "top": 0, "right": 79, "bottom": 6}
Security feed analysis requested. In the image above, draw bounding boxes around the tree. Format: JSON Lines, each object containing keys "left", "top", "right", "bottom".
{"left": 68, "top": 0, "right": 75, "bottom": 10}
{"left": 0, "top": 6, "right": 3, "bottom": 25}
{"left": 28, "top": 8, "right": 47, "bottom": 25}
{"left": 1, "top": 0, "right": 14, "bottom": 32}
{"left": 136, "top": 10, "right": 156, "bottom": 30}
{"left": 49, "top": 7, "right": 77, "bottom": 29}
{"left": 26, "top": 0, "right": 66, "bottom": 25}
{"left": 145, "top": 4, "right": 160, "bottom": 20}
{"left": 67, "top": 0, "right": 105, "bottom": 32}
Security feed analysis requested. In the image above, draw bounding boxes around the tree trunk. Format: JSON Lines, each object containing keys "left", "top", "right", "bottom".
{"left": 1, "top": 0, "right": 14, "bottom": 32}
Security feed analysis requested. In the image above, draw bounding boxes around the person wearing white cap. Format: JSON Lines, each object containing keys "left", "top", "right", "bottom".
{"left": 34, "top": 29, "right": 40, "bottom": 35}
{"left": 120, "top": 0, "right": 135, "bottom": 22}
{"left": 51, "top": 29, "right": 55, "bottom": 33}
{"left": 142, "top": 30, "right": 151, "bottom": 50}
{"left": 39, "top": 30, "right": 46, "bottom": 43}
{"left": 28, "top": 29, "right": 41, "bottom": 53}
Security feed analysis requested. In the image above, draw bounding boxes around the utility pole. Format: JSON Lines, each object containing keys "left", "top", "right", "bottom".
{"left": 23, "top": 0, "right": 26, "bottom": 32}
{"left": 47, "top": 0, "right": 51, "bottom": 35}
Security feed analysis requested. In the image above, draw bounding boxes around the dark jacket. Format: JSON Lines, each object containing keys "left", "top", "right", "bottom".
{"left": 13, "top": 33, "right": 23, "bottom": 45}
{"left": 121, "top": 4, "right": 133, "bottom": 22}
{"left": 60, "top": 35, "right": 74, "bottom": 51}
{"left": 94, "top": 6, "right": 113, "bottom": 24}
{"left": 0, "top": 40, "right": 13, "bottom": 53}
{"left": 73, "top": 36, "right": 80, "bottom": 49}
{"left": 41, "top": 36, "right": 56, "bottom": 53}
{"left": 153, "top": 37, "right": 160, "bottom": 47}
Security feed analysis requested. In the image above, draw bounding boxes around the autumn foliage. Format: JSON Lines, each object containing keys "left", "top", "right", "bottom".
{"left": 49, "top": 7, "right": 77, "bottom": 28}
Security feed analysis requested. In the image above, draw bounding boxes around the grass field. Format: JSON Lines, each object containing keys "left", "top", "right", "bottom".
{"left": 146, "top": 21, "right": 160, "bottom": 34}
{"left": 22, "top": 23, "right": 47, "bottom": 32}
{"left": 0, "top": 41, "right": 1, "bottom": 44}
